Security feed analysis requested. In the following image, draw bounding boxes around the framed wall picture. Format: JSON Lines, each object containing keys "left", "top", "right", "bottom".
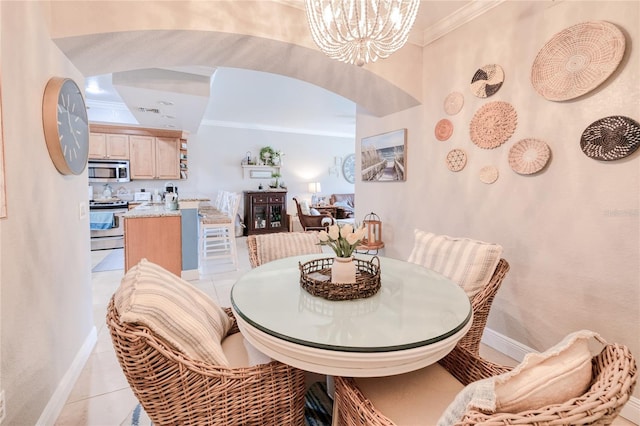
{"left": 361, "top": 129, "right": 407, "bottom": 182}
{"left": 249, "top": 169, "right": 273, "bottom": 179}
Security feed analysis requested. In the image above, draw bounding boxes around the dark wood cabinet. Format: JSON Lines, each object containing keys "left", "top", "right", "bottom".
{"left": 244, "top": 191, "right": 288, "bottom": 235}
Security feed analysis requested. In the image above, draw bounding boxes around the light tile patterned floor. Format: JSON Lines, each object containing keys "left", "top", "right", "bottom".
{"left": 55, "top": 237, "right": 637, "bottom": 425}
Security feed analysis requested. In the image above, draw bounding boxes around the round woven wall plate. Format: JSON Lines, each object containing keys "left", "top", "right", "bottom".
{"left": 446, "top": 149, "right": 467, "bottom": 172}
{"left": 435, "top": 119, "right": 454, "bottom": 141}
{"left": 531, "top": 21, "right": 626, "bottom": 101}
{"left": 509, "top": 139, "right": 551, "bottom": 174}
{"left": 470, "top": 64, "right": 504, "bottom": 98}
{"left": 444, "top": 92, "right": 464, "bottom": 115}
{"left": 470, "top": 101, "right": 518, "bottom": 149}
{"left": 479, "top": 166, "right": 499, "bottom": 184}
{"left": 580, "top": 116, "right": 640, "bottom": 161}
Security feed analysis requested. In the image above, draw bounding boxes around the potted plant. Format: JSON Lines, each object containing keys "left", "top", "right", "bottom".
{"left": 270, "top": 171, "right": 282, "bottom": 188}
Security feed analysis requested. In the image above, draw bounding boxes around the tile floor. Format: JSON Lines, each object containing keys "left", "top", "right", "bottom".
{"left": 54, "top": 237, "right": 636, "bottom": 425}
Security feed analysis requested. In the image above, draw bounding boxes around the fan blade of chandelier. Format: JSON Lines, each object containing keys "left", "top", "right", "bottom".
{"left": 305, "top": 0, "right": 420, "bottom": 66}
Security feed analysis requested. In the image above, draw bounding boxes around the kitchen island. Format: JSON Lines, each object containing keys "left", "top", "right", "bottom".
{"left": 124, "top": 205, "right": 182, "bottom": 275}
{"left": 123, "top": 197, "right": 209, "bottom": 278}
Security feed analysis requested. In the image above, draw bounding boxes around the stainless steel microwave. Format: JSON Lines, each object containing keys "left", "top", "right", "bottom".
{"left": 88, "top": 159, "right": 130, "bottom": 183}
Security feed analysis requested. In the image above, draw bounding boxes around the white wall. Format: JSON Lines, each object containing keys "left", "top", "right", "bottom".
{"left": 357, "top": 0, "right": 640, "bottom": 399}
{"left": 177, "top": 125, "right": 355, "bottom": 219}
{"left": 0, "top": 2, "right": 94, "bottom": 424}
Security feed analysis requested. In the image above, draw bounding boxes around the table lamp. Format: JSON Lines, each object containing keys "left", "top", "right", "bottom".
{"left": 308, "top": 182, "right": 321, "bottom": 204}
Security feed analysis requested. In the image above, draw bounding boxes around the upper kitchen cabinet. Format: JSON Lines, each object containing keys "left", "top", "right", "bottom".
{"left": 89, "top": 133, "right": 130, "bottom": 160}
{"left": 129, "top": 136, "right": 180, "bottom": 180}
{"left": 89, "top": 124, "right": 188, "bottom": 180}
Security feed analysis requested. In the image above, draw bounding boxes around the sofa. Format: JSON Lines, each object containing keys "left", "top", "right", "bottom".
{"left": 329, "top": 193, "right": 355, "bottom": 219}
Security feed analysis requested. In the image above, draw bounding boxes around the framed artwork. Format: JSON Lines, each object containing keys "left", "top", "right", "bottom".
{"left": 249, "top": 170, "right": 273, "bottom": 179}
{"left": 361, "top": 129, "right": 407, "bottom": 182}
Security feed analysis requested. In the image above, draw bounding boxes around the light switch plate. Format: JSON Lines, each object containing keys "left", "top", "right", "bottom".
{"left": 79, "top": 202, "right": 87, "bottom": 219}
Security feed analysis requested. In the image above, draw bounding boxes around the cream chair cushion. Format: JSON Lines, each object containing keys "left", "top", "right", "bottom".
{"left": 255, "top": 232, "right": 322, "bottom": 265}
{"left": 357, "top": 363, "right": 464, "bottom": 426}
{"left": 221, "top": 333, "right": 272, "bottom": 368}
{"left": 299, "top": 199, "right": 311, "bottom": 215}
{"left": 438, "top": 330, "right": 598, "bottom": 425}
{"left": 114, "top": 258, "right": 233, "bottom": 366}
{"left": 407, "top": 229, "right": 503, "bottom": 298}
{"left": 494, "top": 329, "right": 596, "bottom": 412}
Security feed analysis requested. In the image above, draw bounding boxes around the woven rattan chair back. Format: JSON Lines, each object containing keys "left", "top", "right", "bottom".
{"left": 247, "top": 231, "right": 322, "bottom": 268}
{"left": 106, "top": 297, "right": 306, "bottom": 425}
{"left": 335, "top": 342, "right": 637, "bottom": 426}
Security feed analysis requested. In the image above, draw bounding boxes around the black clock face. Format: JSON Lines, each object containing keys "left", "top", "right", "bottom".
{"left": 342, "top": 153, "right": 355, "bottom": 183}
{"left": 57, "top": 79, "right": 89, "bottom": 175}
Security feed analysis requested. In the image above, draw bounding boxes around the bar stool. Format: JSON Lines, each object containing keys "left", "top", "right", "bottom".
{"left": 199, "top": 192, "right": 240, "bottom": 269}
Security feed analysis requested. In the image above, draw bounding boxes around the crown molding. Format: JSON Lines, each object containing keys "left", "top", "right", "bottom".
{"left": 418, "top": 0, "right": 507, "bottom": 46}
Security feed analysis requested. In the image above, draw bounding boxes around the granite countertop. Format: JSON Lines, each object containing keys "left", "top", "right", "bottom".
{"left": 179, "top": 196, "right": 211, "bottom": 202}
{"left": 124, "top": 204, "right": 182, "bottom": 219}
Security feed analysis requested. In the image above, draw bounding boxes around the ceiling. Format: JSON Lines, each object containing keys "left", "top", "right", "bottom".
{"left": 84, "top": 1, "right": 501, "bottom": 137}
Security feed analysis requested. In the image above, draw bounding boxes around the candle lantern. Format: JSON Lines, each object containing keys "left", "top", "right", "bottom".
{"left": 362, "top": 212, "right": 383, "bottom": 249}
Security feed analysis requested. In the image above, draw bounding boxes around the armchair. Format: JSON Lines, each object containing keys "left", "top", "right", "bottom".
{"left": 293, "top": 197, "right": 334, "bottom": 231}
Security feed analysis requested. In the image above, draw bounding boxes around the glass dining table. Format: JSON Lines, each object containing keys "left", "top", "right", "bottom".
{"left": 231, "top": 254, "right": 472, "bottom": 377}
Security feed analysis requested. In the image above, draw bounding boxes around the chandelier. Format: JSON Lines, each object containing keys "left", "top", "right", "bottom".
{"left": 305, "top": 0, "right": 420, "bottom": 66}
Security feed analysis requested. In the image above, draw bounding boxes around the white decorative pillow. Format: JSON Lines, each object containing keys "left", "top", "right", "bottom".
{"left": 256, "top": 232, "right": 322, "bottom": 265}
{"left": 113, "top": 259, "right": 233, "bottom": 366}
{"left": 437, "top": 330, "right": 600, "bottom": 426}
{"left": 299, "top": 199, "right": 311, "bottom": 215}
{"left": 407, "top": 229, "right": 503, "bottom": 298}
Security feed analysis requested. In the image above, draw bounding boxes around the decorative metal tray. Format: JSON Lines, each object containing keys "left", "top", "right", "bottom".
{"left": 299, "top": 257, "right": 381, "bottom": 301}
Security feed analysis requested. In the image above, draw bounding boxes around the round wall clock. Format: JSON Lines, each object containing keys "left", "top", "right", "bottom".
{"left": 342, "top": 153, "right": 355, "bottom": 183}
{"left": 42, "top": 77, "right": 89, "bottom": 175}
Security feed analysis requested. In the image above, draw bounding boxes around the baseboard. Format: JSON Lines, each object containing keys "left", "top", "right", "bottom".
{"left": 36, "top": 326, "right": 97, "bottom": 426}
{"left": 181, "top": 268, "right": 200, "bottom": 281}
{"left": 482, "top": 327, "right": 640, "bottom": 424}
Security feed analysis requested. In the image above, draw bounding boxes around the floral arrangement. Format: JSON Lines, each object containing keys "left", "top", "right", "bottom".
{"left": 318, "top": 224, "right": 366, "bottom": 258}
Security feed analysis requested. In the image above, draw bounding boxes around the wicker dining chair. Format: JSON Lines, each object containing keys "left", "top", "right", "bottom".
{"left": 247, "top": 231, "right": 323, "bottom": 268}
{"left": 333, "top": 258, "right": 510, "bottom": 425}
{"left": 335, "top": 342, "right": 637, "bottom": 426}
{"left": 106, "top": 297, "right": 306, "bottom": 425}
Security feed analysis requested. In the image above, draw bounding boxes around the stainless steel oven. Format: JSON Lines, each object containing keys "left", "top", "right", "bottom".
{"left": 89, "top": 200, "right": 128, "bottom": 250}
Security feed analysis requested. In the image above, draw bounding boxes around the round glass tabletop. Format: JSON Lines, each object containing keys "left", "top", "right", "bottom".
{"left": 231, "top": 255, "right": 471, "bottom": 353}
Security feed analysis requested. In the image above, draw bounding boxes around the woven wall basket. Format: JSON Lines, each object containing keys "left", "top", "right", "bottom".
{"left": 509, "top": 139, "right": 551, "bottom": 174}
{"left": 444, "top": 91, "right": 464, "bottom": 115}
{"left": 531, "top": 21, "right": 626, "bottom": 101}
{"left": 580, "top": 116, "right": 640, "bottom": 161}
{"left": 470, "top": 64, "right": 504, "bottom": 98}
{"left": 435, "top": 119, "right": 454, "bottom": 141}
{"left": 479, "top": 166, "right": 499, "bottom": 184}
{"left": 446, "top": 149, "right": 467, "bottom": 172}
{"left": 470, "top": 101, "right": 518, "bottom": 149}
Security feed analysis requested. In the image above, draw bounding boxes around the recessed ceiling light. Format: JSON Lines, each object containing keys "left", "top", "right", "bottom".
{"left": 162, "top": 115, "right": 176, "bottom": 119}
{"left": 158, "top": 100, "right": 174, "bottom": 106}
{"left": 165, "top": 124, "right": 176, "bottom": 128}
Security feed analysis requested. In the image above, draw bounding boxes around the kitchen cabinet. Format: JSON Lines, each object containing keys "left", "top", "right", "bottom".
{"left": 179, "top": 139, "right": 188, "bottom": 179}
{"left": 129, "top": 136, "right": 180, "bottom": 180}
{"left": 124, "top": 215, "right": 182, "bottom": 276}
{"left": 244, "top": 190, "right": 287, "bottom": 235}
{"left": 89, "top": 133, "right": 130, "bottom": 160}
